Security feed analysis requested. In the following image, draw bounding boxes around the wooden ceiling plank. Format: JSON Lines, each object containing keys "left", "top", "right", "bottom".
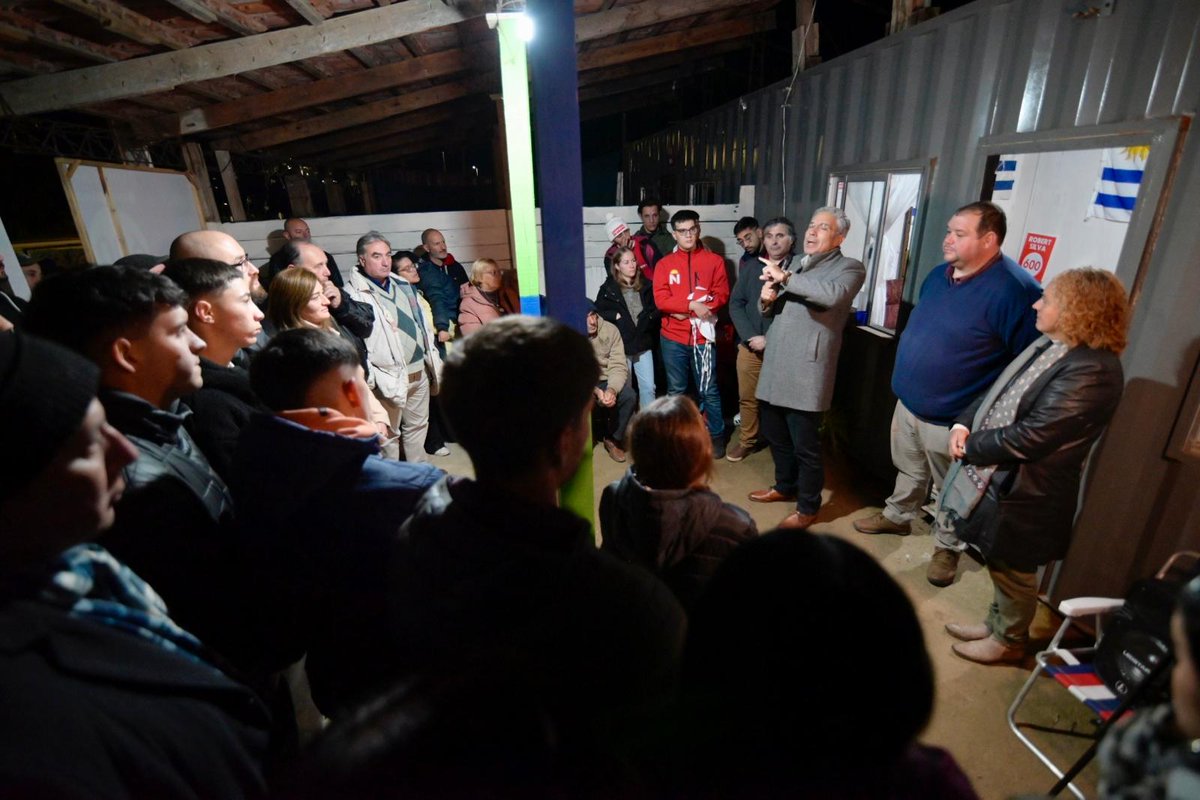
{"left": 173, "top": 48, "right": 467, "bottom": 135}
{"left": 576, "top": 39, "right": 744, "bottom": 87}
{"left": 348, "top": 45, "right": 383, "bottom": 68}
{"left": 277, "top": 101, "right": 469, "bottom": 156}
{"left": 47, "top": 0, "right": 197, "bottom": 49}
{"left": 0, "top": 10, "right": 123, "bottom": 63}
{"left": 574, "top": 0, "right": 758, "bottom": 42}
{"left": 211, "top": 79, "right": 478, "bottom": 152}
{"left": 281, "top": 0, "right": 328, "bottom": 25}
{"left": 0, "top": 0, "right": 466, "bottom": 116}
{"left": 162, "top": 0, "right": 269, "bottom": 35}
{"left": 577, "top": 12, "right": 774, "bottom": 72}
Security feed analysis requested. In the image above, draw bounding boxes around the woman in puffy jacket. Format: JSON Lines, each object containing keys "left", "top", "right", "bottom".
{"left": 594, "top": 245, "right": 659, "bottom": 410}
{"left": 600, "top": 395, "right": 755, "bottom": 609}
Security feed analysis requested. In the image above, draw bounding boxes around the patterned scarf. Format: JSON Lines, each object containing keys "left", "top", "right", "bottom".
{"left": 38, "top": 543, "right": 216, "bottom": 669}
{"left": 937, "top": 338, "right": 1069, "bottom": 527}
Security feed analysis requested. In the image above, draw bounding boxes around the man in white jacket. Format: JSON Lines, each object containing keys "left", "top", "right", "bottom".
{"left": 345, "top": 231, "right": 438, "bottom": 462}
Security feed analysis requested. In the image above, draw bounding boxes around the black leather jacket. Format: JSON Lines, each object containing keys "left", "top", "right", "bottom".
{"left": 955, "top": 344, "right": 1124, "bottom": 567}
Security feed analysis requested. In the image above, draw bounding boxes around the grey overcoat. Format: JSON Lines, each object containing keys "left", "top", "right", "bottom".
{"left": 756, "top": 247, "right": 866, "bottom": 412}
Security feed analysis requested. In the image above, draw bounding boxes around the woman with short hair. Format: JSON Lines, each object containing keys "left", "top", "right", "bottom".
{"left": 942, "top": 268, "right": 1129, "bottom": 664}
{"left": 599, "top": 395, "right": 755, "bottom": 609}
{"left": 458, "top": 258, "right": 516, "bottom": 337}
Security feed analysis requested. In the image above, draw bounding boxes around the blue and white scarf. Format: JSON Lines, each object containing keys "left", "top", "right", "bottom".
{"left": 38, "top": 543, "right": 215, "bottom": 668}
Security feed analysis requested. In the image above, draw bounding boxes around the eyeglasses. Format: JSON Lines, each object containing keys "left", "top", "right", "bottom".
{"left": 228, "top": 253, "right": 250, "bottom": 269}
{"left": 674, "top": 226, "right": 699, "bottom": 237}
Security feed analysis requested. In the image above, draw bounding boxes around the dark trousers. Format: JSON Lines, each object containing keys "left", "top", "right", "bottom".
{"left": 759, "top": 400, "right": 823, "bottom": 515}
{"left": 423, "top": 395, "right": 452, "bottom": 453}
{"left": 597, "top": 380, "right": 637, "bottom": 445}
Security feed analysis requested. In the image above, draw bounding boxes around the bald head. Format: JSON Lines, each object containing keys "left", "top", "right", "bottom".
{"left": 170, "top": 230, "right": 263, "bottom": 301}
{"left": 293, "top": 241, "right": 330, "bottom": 282}
{"left": 283, "top": 218, "right": 311, "bottom": 242}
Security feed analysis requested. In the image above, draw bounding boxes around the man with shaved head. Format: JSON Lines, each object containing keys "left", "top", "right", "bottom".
{"left": 416, "top": 228, "right": 468, "bottom": 346}
{"left": 283, "top": 217, "right": 345, "bottom": 290}
{"left": 170, "top": 230, "right": 266, "bottom": 304}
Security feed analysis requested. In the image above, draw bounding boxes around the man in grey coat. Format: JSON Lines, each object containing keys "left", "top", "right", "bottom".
{"left": 748, "top": 211, "right": 866, "bottom": 529}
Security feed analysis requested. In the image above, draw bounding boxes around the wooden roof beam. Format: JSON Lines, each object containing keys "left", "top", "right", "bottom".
{"left": 281, "top": 0, "right": 328, "bottom": 26}
{"left": 277, "top": 102, "right": 476, "bottom": 156}
{"left": 161, "top": 0, "right": 268, "bottom": 36}
{"left": 0, "top": 0, "right": 466, "bottom": 116}
{"left": 576, "top": 39, "right": 745, "bottom": 87}
{"left": 577, "top": 12, "right": 775, "bottom": 72}
{"left": 47, "top": 0, "right": 196, "bottom": 49}
{"left": 165, "top": 48, "right": 469, "bottom": 136}
{"left": 211, "top": 78, "right": 482, "bottom": 152}
{"left": 0, "top": 9, "right": 130, "bottom": 63}
{"left": 574, "top": 0, "right": 758, "bottom": 42}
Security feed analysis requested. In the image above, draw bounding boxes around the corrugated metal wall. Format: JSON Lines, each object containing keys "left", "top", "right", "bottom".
{"left": 626, "top": 0, "right": 1200, "bottom": 600}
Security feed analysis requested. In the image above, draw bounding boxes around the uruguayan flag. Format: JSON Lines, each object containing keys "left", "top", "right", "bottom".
{"left": 1089, "top": 146, "right": 1148, "bottom": 222}
{"left": 993, "top": 156, "right": 1017, "bottom": 200}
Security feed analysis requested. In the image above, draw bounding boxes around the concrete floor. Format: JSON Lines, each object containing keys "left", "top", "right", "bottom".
{"left": 437, "top": 438, "right": 1102, "bottom": 799}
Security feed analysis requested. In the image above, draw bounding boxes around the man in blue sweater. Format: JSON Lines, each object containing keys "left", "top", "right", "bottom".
{"left": 853, "top": 201, "right": 1042, "bottom": 587}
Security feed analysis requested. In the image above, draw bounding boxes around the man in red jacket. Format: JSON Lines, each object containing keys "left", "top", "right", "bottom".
{"left": 652, "top": 209, "right": 730, "bottom": 457}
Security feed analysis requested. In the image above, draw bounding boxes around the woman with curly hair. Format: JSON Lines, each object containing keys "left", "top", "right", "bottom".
{"left": 941, "top": 268, "right": 1130, "bottom": 664}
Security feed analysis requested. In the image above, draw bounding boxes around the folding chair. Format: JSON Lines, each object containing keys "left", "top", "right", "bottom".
{"left": 1006, "top": 552, "right": 1198, "bottom": 799}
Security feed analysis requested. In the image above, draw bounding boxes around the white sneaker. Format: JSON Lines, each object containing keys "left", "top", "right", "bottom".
{"left": 733, "top": 413, "right": 742, "bottom": 427}
{"left": 432, "top": 446, "right": 451, "bottom": 457}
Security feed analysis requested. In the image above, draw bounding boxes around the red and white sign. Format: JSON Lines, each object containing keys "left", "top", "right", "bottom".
{"left": 1018, "top": 233, "right": 1057, "bottom": 283}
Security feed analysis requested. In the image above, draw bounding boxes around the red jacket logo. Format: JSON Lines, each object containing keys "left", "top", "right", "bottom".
{"left": 668, "top": 269, "right": 681, "bottom": 285}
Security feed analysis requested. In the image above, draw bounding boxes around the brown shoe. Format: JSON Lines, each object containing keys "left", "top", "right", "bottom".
{"left": 748, "top": 487, "right": 797, "bottom": 503}
{"left": 926, "top": 548, "right": 960, "bottom": 587}
{"left": 777, "top": 511, "right": 818, "bottom": 530}
{"left": 725, "top": 441, "right": 753, "bottom": 462}
{"left": 945, "top": 622, "right": 991, "bottom": 642}
{"left": 603, "top": 439, "right": 626, "bottom": 463}
{"left": 852, "top": 512, "right": 911, "bottom": 536}
{"left": 952, "top": 637, "right": 1024, "bottom": 665}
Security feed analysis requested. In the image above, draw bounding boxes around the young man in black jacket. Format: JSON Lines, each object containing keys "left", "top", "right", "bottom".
{"left": 22, "top": 265, "right": 261, "bottom": 674}
{"left": 385, "top": 316, "right": 686, "bottom": 746}
{"left": 161, "top": 257, "right": 267, "bottom": 482}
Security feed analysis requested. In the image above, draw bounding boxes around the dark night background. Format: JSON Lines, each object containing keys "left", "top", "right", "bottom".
{"left": 0, "top": 0, "right": 975, "bottom": 247}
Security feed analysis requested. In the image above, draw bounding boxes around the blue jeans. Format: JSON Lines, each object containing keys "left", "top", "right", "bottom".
{"left": 660, "top": 334, "right": 724, "bottom": 439}
{"left": 627, "top": 350, "right": 656, "bottom": 410}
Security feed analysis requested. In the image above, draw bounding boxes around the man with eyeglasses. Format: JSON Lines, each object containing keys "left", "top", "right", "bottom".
{"left": 750, "top": 210, "right": 865, "bottom": 531}
{"left": 170, "top": 230, "right": 266, "bottom": 305}
{"left": 651, "top": 209, "right": 730, "bottom": 457}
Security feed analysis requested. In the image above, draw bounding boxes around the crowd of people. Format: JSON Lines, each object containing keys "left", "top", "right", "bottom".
{"left": 0, "top": 201, "right": 1194, "bottom": 800}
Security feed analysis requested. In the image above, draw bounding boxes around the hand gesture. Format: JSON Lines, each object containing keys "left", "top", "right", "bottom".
{"left": 322, "top": 281, "right": 343, "bottom": 309}
{"left": 949, "top": 427, "right": 969, "bottom": 460}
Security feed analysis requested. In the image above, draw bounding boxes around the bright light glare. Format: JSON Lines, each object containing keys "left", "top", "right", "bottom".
{"left": 517, "top": 13, "right": 534, "bottom": 42}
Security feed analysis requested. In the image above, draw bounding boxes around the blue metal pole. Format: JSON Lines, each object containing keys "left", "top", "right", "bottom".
{"left": 527, "top": 0, "right": 587, "bottom": 334}
{"left": 526, "top": 1, "right": 593, "bottom": 531}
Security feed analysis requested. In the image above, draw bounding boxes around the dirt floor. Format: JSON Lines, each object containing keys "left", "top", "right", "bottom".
{"left": 437, "top": 436, "right": 1103, "bottom": 800}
